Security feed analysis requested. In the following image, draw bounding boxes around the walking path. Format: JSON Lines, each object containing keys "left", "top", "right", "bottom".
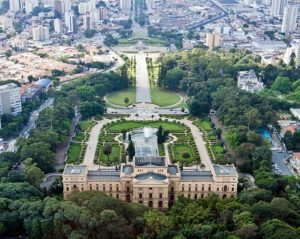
{"left": 135, "top": 53, "right": 152, "bottom": 103}
{"left": 179, "top": 118, "right": 213, "bottom": 170}
{"left": 82, "top": 116, "right": 213, "bottom": 171}
{"left": 83, "top": 118, "right": 112, "bottom": 170}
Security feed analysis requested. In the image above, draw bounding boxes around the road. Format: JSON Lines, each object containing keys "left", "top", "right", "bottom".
{"left": 135, "top": 53, "right": 152, "bottom": 103}
{"left": 5, "top": 98, "right": 54, "bottom": 152}
{"left": 107, "top": 106, "right": 188, "bottom": 115}
{"left": 272, "top": 151, "right": 293, "bottom": 176}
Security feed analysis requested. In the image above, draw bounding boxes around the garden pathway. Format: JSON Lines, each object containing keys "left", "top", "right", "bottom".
{"left": 83, "top": 118, "right": 113, "bottom": 170}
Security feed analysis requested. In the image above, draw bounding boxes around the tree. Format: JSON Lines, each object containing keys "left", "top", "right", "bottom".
{"left": 188, "top": 99, "right": 201, "bottom": 116}
{"left": 127, "top": 140, "right": 135, "bottom": 160}
{"left": 124, "top": 97, "right": 129, "bottom": 106}
{"left": 163, "top": 67, "right": 185, "bottom": 90}
{"left": 24, "top": 158, "right": 45, "bottom": 187}
{"left": 260, "top": 219, "right": 300, "bottom": 239}
{"left": 103, "top": 144, "right": 112, "bottom": 161}
{"left": 271, "top": 76, "right": 292, "bottom": 94}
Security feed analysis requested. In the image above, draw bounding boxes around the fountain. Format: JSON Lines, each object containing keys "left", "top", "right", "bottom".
{"left": 143, "top": 127, "right": 152, "bottom": 139}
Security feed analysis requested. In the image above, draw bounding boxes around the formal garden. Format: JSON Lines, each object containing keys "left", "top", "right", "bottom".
{"left": 93, "top": 119, "right": 201, "bottom": 166}
{"left": 194, "top": 118, "right": 226, "bottom": 163}
{"left": 66, "top": 120, "right": 96, "bottom": 164}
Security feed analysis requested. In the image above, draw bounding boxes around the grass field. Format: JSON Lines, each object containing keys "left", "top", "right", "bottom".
{"left": 151, "top": 87, "right": 181, "bottom": 107}
{"left": 67, "top": 143, "right": 83, "bottom": 164}
{"left": 106, "top": 87, "right": 136, "bottom": 107}
{"left": 100, "top": 144, "right": 120, "bottom": 165}
{"left": 171, "top": 145, "right": 195, "bottom": 165}
{"left": 106, "top": 121, "right": 186, "bottom": 133}
{"left": 196, "top": 120, "right": 213, "bottom": 131}
{"left": 78, "top": 120, "right": 95, "bottom": 131}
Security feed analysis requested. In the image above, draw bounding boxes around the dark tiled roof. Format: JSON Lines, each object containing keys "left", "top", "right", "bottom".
{"left": 135, "top": 172, "right": 167, "bottom": 181}
{"left": 87, "top": 170, "right": 120, "bottom": 181}
{"left": 135, "top": 156, "right": 165, "bottom": 166}
{"left": 180, "top": 170, "right": 213, "bottom": 181}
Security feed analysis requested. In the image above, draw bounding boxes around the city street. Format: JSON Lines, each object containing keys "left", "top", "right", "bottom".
{"left": 272, "top": 150, "right": 293, "bottom": 176}
{"left": 5, "top": 98, "right": 54, "bottom": 152}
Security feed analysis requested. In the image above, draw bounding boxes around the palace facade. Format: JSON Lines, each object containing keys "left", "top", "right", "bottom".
{"left": 63, "top": 157, "right": 238, "bottom": 209}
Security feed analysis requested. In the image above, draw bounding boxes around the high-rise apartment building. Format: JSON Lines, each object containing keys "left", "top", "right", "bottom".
{"left": 32, "top": 26, "right": 50, "bottom": 41}
{"left": 54, "top": 0, "right": 64, "bottom": 14}
{"left": 99, "top": 6, "right": 107, "bottom": 20}
{"left": 9, "top": 0, "right": 23, "bottom": 12}
{"left": 78, "top": 2, "right": 88, "bottom": 14}
{"left": 281, "top": 4, "right": 298, "bottom": 33}
{"left": 270, "top": 0, "right": 287, "bottom": 16}
{"left": 285, "top": 41, "right": 300, "bottom": 68}
{"left": 205, "top": 32, "right": 220, "bottom": 50}
{"left": 65, "top": 11, "right": 77, "bottom": 33}
{"left": 54, "top": 18, "right": 63, "bottom": 33}
{"left": 83, "top": 14, "right": 91, "bottom": 30}
{"left": 120, "top": 0, "right": 131, "bottom": 12}
{"left": 25, "top": 0, "right": 38, "bottom": 14}
{"left": 0, "top": 83, "right": 22, "bottom": 116}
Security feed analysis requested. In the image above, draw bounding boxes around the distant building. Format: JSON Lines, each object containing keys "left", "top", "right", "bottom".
{"left": 65, "top": 11, "right": 77, "bottom": 33}
{"left": 205, "top": 32, "right": 220, "bottom": 50}
{"left": 32, "top": 26, "right": 50, "bottom": 41}
{"left": 78, "top": 2, "right": 88, "bottom": 14}
{"left": 237, "top": 70, "right": 264, "bottom": 93}
{"left": 54, "top": 0, "right": 64, "bottom": 14}
{"left": 281, "top": 4, "right": 298, "bottom": 33}
{"left": 284, "top": 41, "right": 300, "bottom": 67}
{"left": 63, "top": 128, "right": 238, "bottom": 209}
{"left": 9, "top": 0, "right": 23, "bottom": 12}
{"left": 290, "top": 108, "right": 300, "bottom": 120}
{"left": 83, "top": 14, "right": 91, "bottom": 31}
{"left": 22, "top": 78, "right": 52, "bottom": 101}
{"left": 270, "top": 0, "right": 287, "bottom": 16}
{"left": 54, "top": 18, "right": 63, "bottom": 34}
{"left": 119, "top": 0, "right": 131, "bottom": 12}
{"left": 288, "top": 152, "right": 300, "bottom": 175}
{"left": 99, "top": 6, "right": 108, "bottom": 20}
{"left": 25, "top": 0, "right": 38, "bottom": 14}
{"left": 0, "top": 83, "right": 22, "bottom": 116}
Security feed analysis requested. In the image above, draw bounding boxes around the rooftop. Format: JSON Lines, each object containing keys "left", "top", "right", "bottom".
{"left": 135, "top": 156, "right": 165, "bottom": 166}
{"left": 213, "top": 165, "right": 238, "bottom": 176}
{"left": 180, "top": 170, "right": 213, "bottom": 181}
{"left": 87, "top": 170, "right": 120, "bottom": 181}
{"left": 63, "top": 164, "right": 87, "bottom": 175}
{"left": 135, "top": 172, "right": 167, "bottom": 181}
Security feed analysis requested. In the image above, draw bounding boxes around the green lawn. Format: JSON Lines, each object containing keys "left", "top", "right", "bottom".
{"left": 172, "top": 145, "right": 195, "bottom": 165}
{"left": 211, "top": 144, "right": 225, "bottom": 160}
{"left": 78, "top": 120, "right": 95, "bottom": 131}
{"left": 106, "top": 87, "right": 136, "bottom": 107}
{"left": 151, "top": 87, "right": 181, "bottom": 107}
{"left": 74, "top": 132, "right": 85, "bottom": 142}
{"left": 196, "top": 120, "right": 213, "bottom": 131}
{"left": 106, "top": 121, "right": 186, "bottom": 133}
{"left": 67, "top": 143, "right": 83, "bottom": 164}
{"left": 100, "top": 144, "right": 120, "bottom": 166}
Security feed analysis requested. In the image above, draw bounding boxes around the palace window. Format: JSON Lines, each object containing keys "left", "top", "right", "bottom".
{"left": 139, "top": 193, "right": 143, "bottom": 199}
{"left": 149, "top": 193, "right": 153, "bottom": 199}
{"left": 194, "top": 194, "right": 197, "bottom": 200}
{"left": 159, "top": 193, "right": 163, "bottom": 199}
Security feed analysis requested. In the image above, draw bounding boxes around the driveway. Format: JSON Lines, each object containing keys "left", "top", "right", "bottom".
{"left": 272, "top": 151, "right": 293, "bottom": 176}
{"left": 135, "top": 53, "right": 152, "bottom": 103}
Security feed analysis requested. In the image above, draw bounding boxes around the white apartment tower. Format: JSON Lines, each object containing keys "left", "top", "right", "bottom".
{"left": 32, "top": 26, "right": 50, "bottom": 41}
{"left": 65, "top": 11, "right": 77, "bottom": 33}
{"left": 0, "top": 83, "right": 22, "bottom": 116}
{"left": 120, "top": 0, "right": 131, "bottom": 12}
{"left": 25, "top": 0, "right": 39, "bottom": 14}
{"left": 270, "top": 0, "right": 287, "bottom": 16}
{"left": 54, "top": 18, "right": 63, "bottom": 33}
{"left": 281, "top": 4, "right": 298, "bottom": 33}
{"left": 9, "top": 0, "right": 23, "bottom": 12}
